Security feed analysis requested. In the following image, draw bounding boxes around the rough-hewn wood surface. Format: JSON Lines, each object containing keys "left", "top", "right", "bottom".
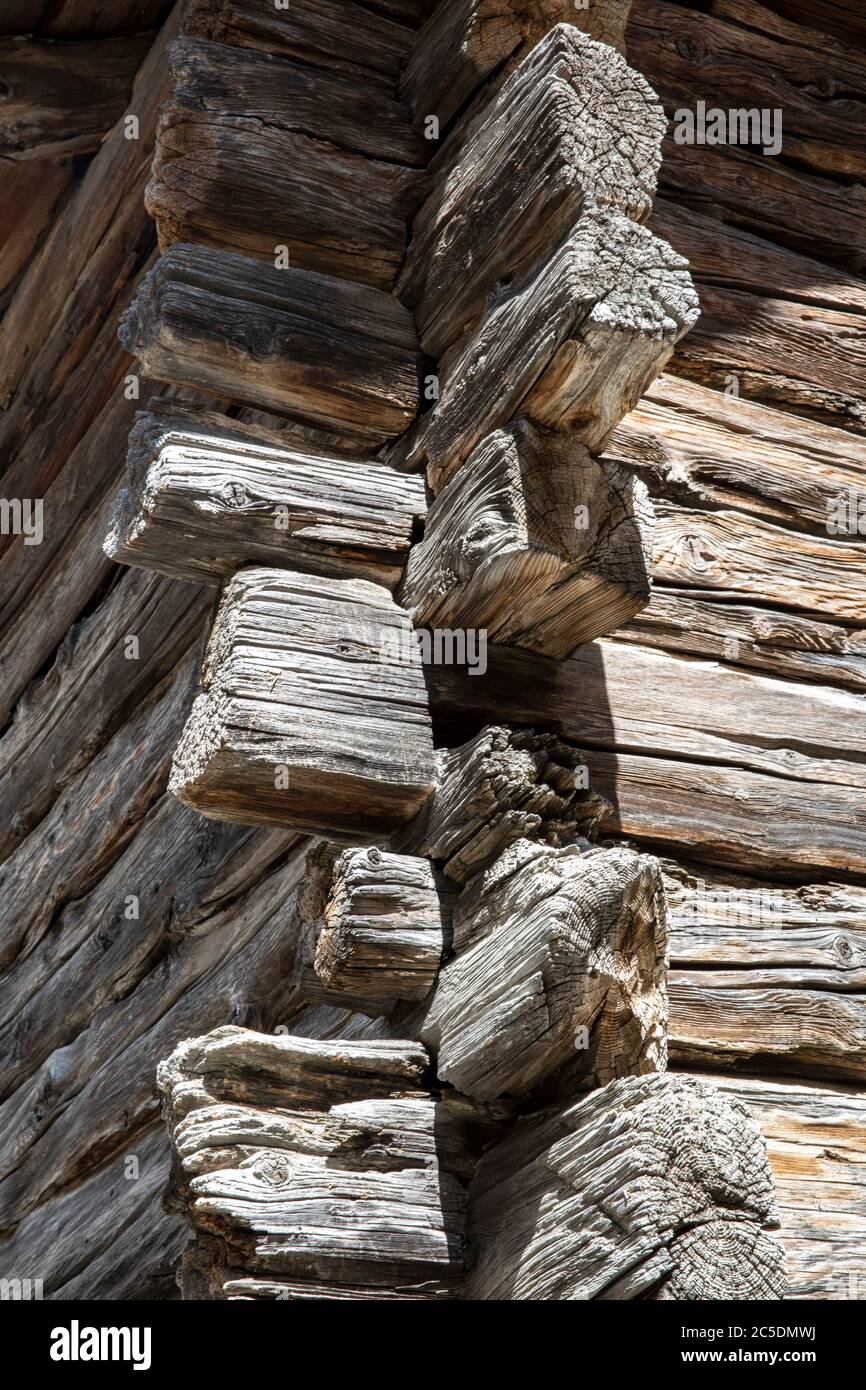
{"left": 158, "top": 1027, "right": 469, "bottom": 1299}
{"left": 466, "top": 1073, "right": 786, "bottom": 1299}
{"left": 399, "top": 25, "right": 665, "bottom": 356}
{"left": 407, "top": 210, "right": 698, "bottom": 491}
{"left": 401, "top": 419, "right": 653, "bottom": 657}
{"left": 420, "top": 842, "right": 668, "bottom": 1100}
{"left": 119, "top": 243, "right": 421, "bottom": 443}
{"left": 395, "top": 725, "right": 607, "bottom": 885}
{"left": 170, "top": 568, "right": 436, "bottom": 836}
{"left": 146, "top": 37, "right": 424, "bottom": 288}
{"left": 2, "top": 0, "right": 865, "bottom": 1303}
{"left": 697, "top": 1073, "right": 866, "bottom": 1301}
{"left": 104, "top": 405, "right": 425, "bottom": 590}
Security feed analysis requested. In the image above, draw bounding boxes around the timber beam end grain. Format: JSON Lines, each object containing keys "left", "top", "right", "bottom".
{"left": 169, "top": 568, "right": 436, "bottom": 836}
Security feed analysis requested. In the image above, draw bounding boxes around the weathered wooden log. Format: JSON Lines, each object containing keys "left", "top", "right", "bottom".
{"left": 394, "top": 725, "right": 608, "bottom": 885}
{"left": 184, "top": 0, "right": 422, "bottom": 90}
{"left": 104, "top": 406, "right": 426, "bottom": 591}
{"left": 465, "top": 1072, "right": 787, "bottom": 1299}
{"left": 158, "top": 1027, "right": 468, "bottom": 1299}
{"left": 400, "top": 418, "right": 653, "bottom": 659}
{"left": 629, "top": 0, "right": 866, "bottom": 183}
{"left": 653, "top": 503, "right": 866, "bottom": 623}
{"left": 425, "top": 641, "right": 866, "bottom": 875}
{"left": 702, "top": 1072, "right": 866, "bottom": 1301}
{"left": 620, "top": 589, "right": 866, "bottom": 693}
{"left": 169, "top": 568, "right": 436, "bottom": 837}
{"left": 405, "top": 210, "right": 698, "bottom": 493}
{"left": 607, "top": 372, "right": 866, "bottom": 536}
{"left": 401, "top": 0, "right": 632, "bottom": 131}
{"left": 313, "top": 847, "right": 449, "bottom": 1012}
{"left": 118, "top": 243, "right": 421, "bottom": 444}
{"left": 420, "top": 842, "right": 668, "bottom": 1101}
{"left": 665, "top": 862, "right": 866, "bottom": 1083}
{"left": 399, "top": 24, "right": 665, "bottom": 356}
{"left": 0, "top": 34, "right": 150, "bottom": 159}
{"left": 146, "top": 38, "right": 424, "bottom": 289}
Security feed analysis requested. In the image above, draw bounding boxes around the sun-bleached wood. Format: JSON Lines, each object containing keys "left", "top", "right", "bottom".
{"left": 606, "top": 372, "right": 866, "bottom": 535}
{"left": 147, "top": 37, "right": 424, "bottom": 289}
{"left": 103, "top": 406, "right": 425, "bottom": 591}
{"left": 158, "top": 1026, "right": 468, "bottom": 1299}
{"left": 313, "top": 846, "right": 449, "bottom": 1011}
{"left": 119, "top": 243, "right": 421, "bottom": 444}
{"left": 420, "top": 841, "right": 668, "bottom": 1101}
{"left": 399, "top": 24, "right": 664, "bottom": 356}
{"left": 169, "top": 568, "right": 436, "bottom": 837}
{"left": 401, "top": 0, "right": 632, "bottom": 129}
{"left": 405, "top": 210, "right": 698, "bottom": 493}
{"left": 400, "top": 418, "right": 653, "bottom": 659}
{"left": 465, "top": 1072, "right": 787, "bottom": 1299}
{"left": 395, "top": 725, "right": 607, "bottom": 885}
{"left": 702, "top": 1072, "right": 866, "bottom": 1301}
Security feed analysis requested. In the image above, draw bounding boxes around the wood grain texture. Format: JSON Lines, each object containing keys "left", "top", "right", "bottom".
{"left": 618, "top": 589, "right": 866, "bottom": 693}
{"left": 104, "top": 405, "right": 425, "bottom": 590}
{"left": 147, "top": 37, "right": 423, "bottom": 289}
{"left": 158, "top": 1027, "right": 468, "bottom": 1299}
{"left": 465, "top": 1072, "right": 786, "bottom": 1299}
{"left": 184, "top": 0, "right": 421, "bottom": 89}
{"left": 407, "top": 210, "right": 698, "bottom": 492}
{"left": 314, "top": 847, "right": 448, "bottom": 1012}
{"left": 607, "top": 372, "right": 866, "bottom": 536}
{"left": 395, "top": 725, "right": 608, "bottom": 885}
{"left": 697, "top": 1072, "right": 866, "bottom": 1301}
{"left": 421, "top": 841, "right": 668, "bottom": 1100}
{"left": 401, "top": 1, "right": 632, "bottom": 128}
{"left": 399, "top": 24, "right": 664, "bottom": 355}
{"left": 170, "top": 568, "right": 436, "bottom": 837}
{"left": 425, "top": 641, "right": 866, "bottom": 874}
{"left": 119, "top": 243, "right": 421, "bottom": 443}
{"left": 0, "top": 34, "right": 150, "bottom": 159}
{"left": 628, "top": 0, "right": 866, "bottom": 181}
{"left": 400, "top": 418, "right": 653, "bottom": 658}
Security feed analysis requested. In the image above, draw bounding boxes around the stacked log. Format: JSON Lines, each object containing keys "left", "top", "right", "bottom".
{"left": 94, "top": 0, "right": 789, "bottom": 1300}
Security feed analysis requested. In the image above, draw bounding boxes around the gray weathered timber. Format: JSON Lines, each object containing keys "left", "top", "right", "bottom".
{"left": 404, "top": 210, "right": 698, "bottom": 493}
{"left": 401, "top": 1, "right": 632, "bottom": 130}
{"left": 314, "top": 847, "right": 448, "bottom": 1011}
{"left": 147, "top": 38, "right": 423, "bottom": 289}
{"left": 699, "top": 1073, "right": 866, "bottom": 1301}
{"left": 400, "top": 25, "right": 664, "bottom": 355}
{"left": 158, "top": 1027, "right": 467, "bottom": 1299}
{"left": 118, "top": 243, "right": 421, "bottom": 443}
{"left": 104, "top": 406, "right": 426, "bottom": 590}
{"left": 0, "top": 34, "right": 151, "bottom": 159}
{"left": 607, "top": 373, "right": 866, "bottom": 536}
{"left": 169, "top": 568, "right": 436, "bottom": 836}
{"left": 465, "top": 1072, "right": 786, "bottom": 1299}
{"left": 629, "top": 0, "right": 866, "bottom": 184}
{"left": 184, "top": 0, "right": 421, "bottom": 90}
{"left": 0, "top": 566, "right": 212, "bottom": 867}
{"left": 420, "top": 841, "right": 668, "bottom": 1100}
{"left": 619, "top": 590, "right": 866, "bottom": 693}
{"left": 394, "top": 725, "right": 608, "bottom": 885}
{"left": 424, "top": 643, "right": 866, "bottom": 875}
{"left": 653, "top": 503, "right": 866, "bottom": 623}
{"left": 400, "top": 419, "right": 653, "bottom": 658}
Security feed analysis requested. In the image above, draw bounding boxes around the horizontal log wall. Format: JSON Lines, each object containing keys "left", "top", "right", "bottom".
{"left": 0, "top": 0, "right": 864, "bottom": 1302}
